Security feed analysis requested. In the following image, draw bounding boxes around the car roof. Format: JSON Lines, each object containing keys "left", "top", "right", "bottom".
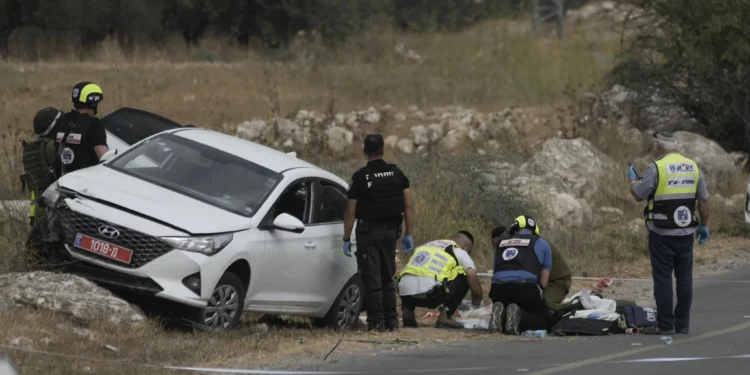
{"left": 170, "top": 127, "right": 321, "bottom": 174}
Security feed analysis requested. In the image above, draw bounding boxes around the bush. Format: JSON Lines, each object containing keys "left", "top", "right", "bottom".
{"left": 612, "top": 0, "right": 750, "bottom": 159}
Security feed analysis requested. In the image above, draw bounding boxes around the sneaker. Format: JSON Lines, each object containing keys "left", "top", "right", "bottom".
{"left": 385, "top": 319, "right": 399, "bottom": 332}
{"left": 402, "top": 308, "right": 418, "bottom": 328}
{"left": 504, "top": 304, "right": 522, "bottom": 336}
{"left": 676, "top": 328, "right": 689, "bottom": 334}
{"left": 488, "top": 302, "right": 504, "bottom": 334}
{"left": 435, "top": 306, "right": 464, "bottom": 329}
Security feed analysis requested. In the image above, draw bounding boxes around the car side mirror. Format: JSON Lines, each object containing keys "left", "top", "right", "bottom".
{"left": 272, "top": 213, "right": 305, "bottom": 233}
{"left": 99, "top": 149, "right": 118, "bottom": 163}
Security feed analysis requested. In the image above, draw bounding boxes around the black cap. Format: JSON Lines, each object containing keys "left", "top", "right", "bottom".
{"left": 364, "top": 134, "right": 385, "bottom": 155}
{"left": 457, "top": 230, "right": 474, "bottom": 245}
{"left": 491, "top": 226, "right": 506, "bottom": 239}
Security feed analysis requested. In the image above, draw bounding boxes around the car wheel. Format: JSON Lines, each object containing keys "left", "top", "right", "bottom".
{"left": 194, "top": 272, "right": 245, "bottom": 331}
{"left": 313, "top": 275, "right": 363, "bottom": 330}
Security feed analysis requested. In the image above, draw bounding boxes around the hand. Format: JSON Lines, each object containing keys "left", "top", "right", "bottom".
{"left": 401, "top": 235, "right": 414, "bottom": 254}
{"left": 696, "top": 225, "right": 710, "bottom": 245}
{"left": 627, "top": 164, "right": 640, "bottom": 181}
{"left": 343, "top": 241, "right": 352, "bottom": 257}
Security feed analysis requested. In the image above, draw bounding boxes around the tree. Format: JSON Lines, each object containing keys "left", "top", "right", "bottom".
{"left": 612, "top": 0, "right": 750, "bottom": 160}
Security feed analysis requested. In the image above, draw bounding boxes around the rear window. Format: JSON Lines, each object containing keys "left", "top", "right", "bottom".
{"left": 101, "top": 108, "right": 182, "bottom": 145}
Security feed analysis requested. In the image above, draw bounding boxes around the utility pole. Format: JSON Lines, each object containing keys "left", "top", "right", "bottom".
{"left": 532, "top": 0, "right": 565, "bottom": 38}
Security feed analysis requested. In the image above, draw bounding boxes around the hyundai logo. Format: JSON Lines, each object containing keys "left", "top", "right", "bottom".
{"left": 98, "top": 225, "right": 120, "bottom": 239}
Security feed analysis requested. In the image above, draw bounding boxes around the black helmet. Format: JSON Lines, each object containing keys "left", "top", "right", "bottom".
{"left": 508, "top": 215, "right": 540, "bottom": 236}
{"left": 72, "top": 82, "right": 104, "bottom": 113}
{"left": 33, "top": 107, "right": 63, "bottom": 136}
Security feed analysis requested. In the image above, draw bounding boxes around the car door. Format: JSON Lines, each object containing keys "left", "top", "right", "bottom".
{"left": 306, "top": 179, "right": 356, "bottom": 308}
{"left": 254, "top": 179, "right": 330, "bottom": 314}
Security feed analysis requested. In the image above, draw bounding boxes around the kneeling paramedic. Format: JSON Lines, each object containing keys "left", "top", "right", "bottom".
{"left": 488, "top": 216, "right": 552, "bottom": 335}
{"left": 398, "top": 231, "right": 483, "bottom": 329}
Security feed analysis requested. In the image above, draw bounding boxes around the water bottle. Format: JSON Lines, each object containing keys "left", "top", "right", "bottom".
{"left": 522, "top": 330, "right": 547, "bottom": 338}
{"left": 660, "top": 336, "right": 673, "bottom": 345}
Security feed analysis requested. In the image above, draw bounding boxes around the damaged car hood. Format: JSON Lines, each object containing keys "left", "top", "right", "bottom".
{"left": 56, "top": 166, "right": 252, "bottom": 234}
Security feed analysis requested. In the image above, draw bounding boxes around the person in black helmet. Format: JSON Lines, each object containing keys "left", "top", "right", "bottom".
{"left": 49, "top": 82, "right": 109, "bottom": 177}
{"left": 343, "top": 134, "right": 414, "bottom": 332}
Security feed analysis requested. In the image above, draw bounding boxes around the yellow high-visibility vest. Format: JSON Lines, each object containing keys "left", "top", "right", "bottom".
{"left": 647, "top": 153, "right": 700, "bottom": 229}
{"left": 398, "top": 239, "right": 466, "bottom": 283}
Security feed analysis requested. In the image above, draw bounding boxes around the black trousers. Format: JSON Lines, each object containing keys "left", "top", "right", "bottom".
{"left": 400, "top": 274, "right": 469, "bottom": 317}
{"left": 490, "top": 282, "right": 552, "bottom": 330}
{"left": 355, "top": 226, "right": 398, "bottom": 327}
{"left": 649, "top": 231, "right": 694, "bottom": 331}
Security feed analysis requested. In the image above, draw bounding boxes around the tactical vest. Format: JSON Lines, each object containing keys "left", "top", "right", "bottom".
{"left": 399, "top": 239, "right": 466, "bottom": 283}
{"left": 21, "top": 137, "right": 57, "bottom": 197}
{"left": 355, "top": 164, "right": 405, "bottom": 220}
{"left": 646, "top": 153, "right": 700, "bottom": 229}
{"left": 54, "top": 112, "right": 94, "bottom": 176}
{"left": 493, "top": 233, "right": 541, "bottom": 277}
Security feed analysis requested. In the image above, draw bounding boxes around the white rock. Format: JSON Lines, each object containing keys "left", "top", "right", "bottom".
{"left": 551, "top": 193, "right": 584, "bottom": 227}
{"left": 251, "top": 323, "right": 269, "bottom": 334}
{"left": 468, "top": 129, "right": 481, "bottom": 142}
{"left": 440, "top": 130, "right": 467, "bottom": 150}
{"left": 395, "top": 113, "right": 407, "bottom": 122}
{"left": 487, "top": 140, "right": 501, "bottom": 150}
{"left": 521, "top": 138, "right": 617, "bottom": 199}
{"left": 235, "top": 119, "right": 267, "bottom": 141}
{"left": 411, "top": 125, "right": 429, "bottom": 146}
{"left": 325, "top": 126, "right": 354, "bottom": 153}
{"left": 385, "top": 135, "right": 399, "bottom": 149}
{"left": 407, "top": 105, "right": 419, "bottom": 113}
{"left": 10, "top": 337, "right": 33, "bottom": 348}
{"left": 283, "top": 139, "right": 294, "bottom": 149}
{"left": 628, "top": 218, "right": 645, "bottom": 234}
{"left": 0, "top": 272, "right": 145, "bottom": 326}
{"left": 414, "top": 111, "right": 426, "bottom": 120}
{"left": 600, "top": 207, "right": 625, "bottom": 217}
{"left": 364, "top": 107, "right": 381, "bottom": 124}
{"left": 477, "top": 148, "right": 486, "bottom": 156}
{"left": 276, "top": 118, "right": 309, "bottom": 145}
{"left": 397, "top": 139, "right": 415, "bottom": 154}
{"left": 427, "top": 123, "right": 444, "bottom": 142}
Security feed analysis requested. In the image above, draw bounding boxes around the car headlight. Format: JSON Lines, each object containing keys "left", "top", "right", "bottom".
{"left": 162, "top": 233, "right": 234, "bottom": 255}
{"left": 41, "top": 181, "right": 60, "bottom": 206}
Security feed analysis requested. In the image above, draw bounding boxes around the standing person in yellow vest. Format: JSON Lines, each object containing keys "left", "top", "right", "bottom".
{"left": 397, "top": 231, "right": 484, "bottom": 329}
{"left": 629, "top": 131, "right": 710, "bottom": 335}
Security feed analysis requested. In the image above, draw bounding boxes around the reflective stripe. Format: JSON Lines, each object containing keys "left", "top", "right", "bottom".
{"left": 653, "top": 193, "right": 699, "bottom": 201}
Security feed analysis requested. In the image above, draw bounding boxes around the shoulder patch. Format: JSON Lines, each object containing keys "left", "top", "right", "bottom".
{"left": 499, "top": 238, "right": 531, "bottom": 247}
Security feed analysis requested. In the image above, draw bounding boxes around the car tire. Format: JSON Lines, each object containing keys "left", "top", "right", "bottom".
{"left": 313, "top": 275, "right": 364, "bottom": 331}
{"left": 190, "top": 272, "right": 246, "bottom": 331}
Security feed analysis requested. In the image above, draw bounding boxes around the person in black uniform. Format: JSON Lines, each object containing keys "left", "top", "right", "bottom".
{"left": 344, "top": 134, "right": 415, "bottom": 332}
{"left": 50, "top": 82, "right": 109, "bottom": 177}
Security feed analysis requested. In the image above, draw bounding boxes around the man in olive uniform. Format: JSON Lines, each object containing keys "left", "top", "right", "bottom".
{"left": 50, "top": 82, "right": 109, "bottom": 177}
{"left": 343, "top": 134, "right": 415, "bottom": 332}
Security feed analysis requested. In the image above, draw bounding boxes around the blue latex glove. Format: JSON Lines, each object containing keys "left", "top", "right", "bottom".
{"left": 402, "top": 235, "right": 414, "bottom": 254}
{"left": 696, "top": 225, "right": 710, "bottom": 245}
{"left": 627, "top": 164, "right": 640, "bottom": 180}
{"left": 343, "top": 241, "right": 352, "bottom": 257}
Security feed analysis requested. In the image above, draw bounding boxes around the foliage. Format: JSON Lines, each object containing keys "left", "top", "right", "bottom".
{"left": 611, "top": 0, "right": 750, "bottom": 155}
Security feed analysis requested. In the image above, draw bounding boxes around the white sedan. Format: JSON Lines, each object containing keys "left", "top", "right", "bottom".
{"left": 39, "top": 127, "right": 363, "bottom": 330}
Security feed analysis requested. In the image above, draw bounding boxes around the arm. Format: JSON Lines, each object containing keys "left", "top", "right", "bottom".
{"left": 697, "top": 172, "right": 710, "bottom": 227}
{"left": 344, "top": 199, "right": 357, "bottom": 239}
{"left": 403, "top": 188, "right": 414, "bottom": 236}
{"left": 630, "top": 164, "right": 657, "bottom": 203}
{"left": 539, "top": 270, "right": 550, "bottom": 289}
{"left": 537, "top": 240, "right": 552, "bottom": 289}
{"left": 464, "top": 268, "right": 484, "bottom": 306}
{"left": 90, "top": 120, "right": 109, "bottom": 160}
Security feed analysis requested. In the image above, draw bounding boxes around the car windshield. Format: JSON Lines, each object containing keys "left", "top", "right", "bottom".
{"left": 108, "top": 132, "right": 281, "bottom": 217}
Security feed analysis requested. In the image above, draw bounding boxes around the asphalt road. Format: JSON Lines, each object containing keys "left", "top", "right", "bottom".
{"left": 297, "top": 266, "right": 750, "bottom": 375}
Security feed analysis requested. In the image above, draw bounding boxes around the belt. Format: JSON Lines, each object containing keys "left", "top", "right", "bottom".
{"left": 493, "top": 279, "right": 537, "bottom": 285}
{"left": 357, "top": 219, "right": 398, "bottom": 230}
